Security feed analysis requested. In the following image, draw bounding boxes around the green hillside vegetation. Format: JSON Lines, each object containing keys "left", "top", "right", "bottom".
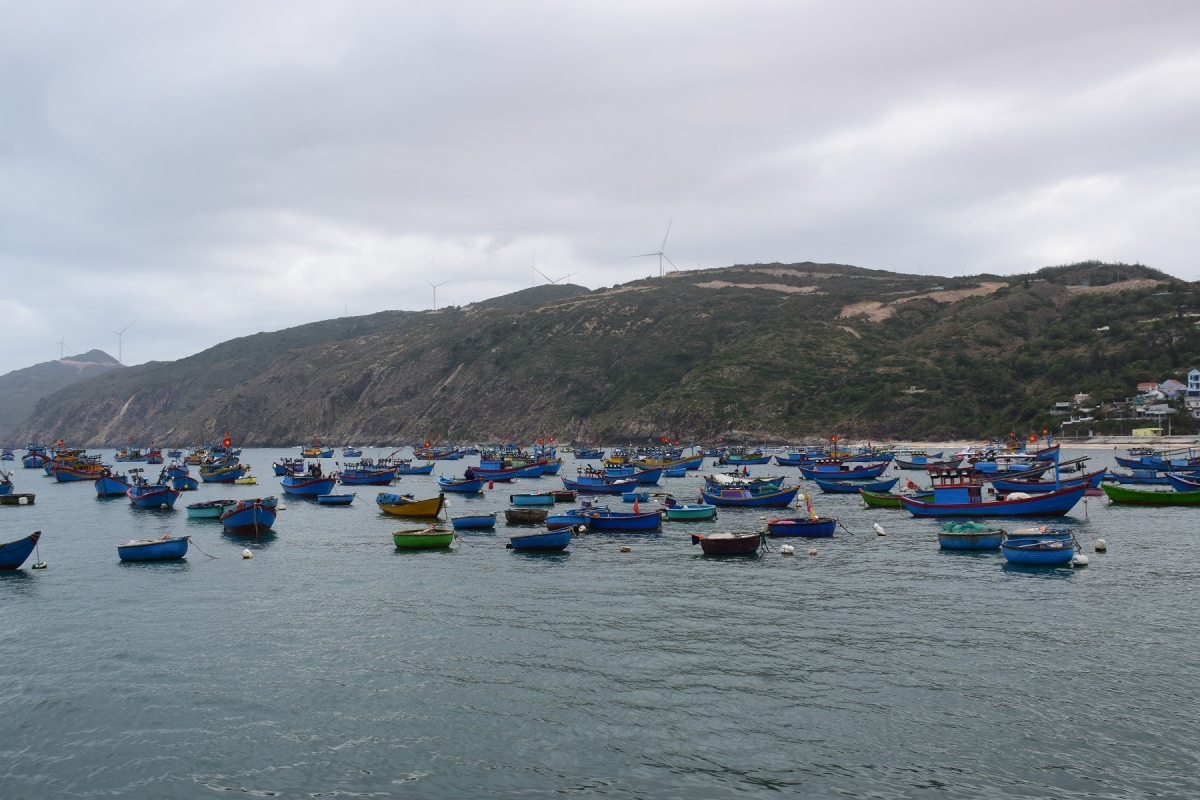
{"left": 10, "top": 261, "right": 1196, "bottom": 446}
{"left": 0, "top": 350, "right": 121, "bottom": 437}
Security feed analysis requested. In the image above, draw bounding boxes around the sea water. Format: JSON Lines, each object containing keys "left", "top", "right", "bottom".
{"left": 1, "top": 447, "right": 1197, "bottom": 798}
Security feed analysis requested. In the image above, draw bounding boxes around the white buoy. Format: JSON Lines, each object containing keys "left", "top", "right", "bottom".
{"left": 780, "top": 544, "right": 795, "bottom": 555}
{"left": 1072, "top": 554, "right": 1089, "bottom": 567}
{"left": 160, "top": 503, "right": 169, "bottom": 509}
{"left": 808, "top": 548, "right": 818, "bottom": 556}
{"left": 874, "top": 522, "right": 886, "bottom": 536}
{"left": 18, "top": 496, "right": 28, "bottom": 505}
{"left": 1095, "top": 538, "right": 1107, "bottom": 552}
{"left": 242, "top": 549, "right": 253, "bottom": 559}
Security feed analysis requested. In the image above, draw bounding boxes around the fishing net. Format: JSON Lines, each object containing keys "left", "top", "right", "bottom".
{"left": 940, "top": 521, "right": 995, "bottom": 533}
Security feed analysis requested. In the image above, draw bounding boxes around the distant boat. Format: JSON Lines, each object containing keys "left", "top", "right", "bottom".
{"left": 509, "top": 528, "right": 572, "bottom": 551}
{"left": 21, "top": 445, "right": 48, "bottom": 469}
{"left": 376, "top": 492, "right": 445, "bottom": 517}
{"left": 316, "top": 493, "right": 356, "bottom": 506}
{"left": 766, "top": 517, "right": 836, "bottom": 537}
{"left": 393, "top": 461, "right": 436, "bottom": 476}
{"left": 584, "top": 510, "right": 662, "bottom": 531}
{"left": 504, "top": 507, "right": 548, "bottom": 524}
{"left": 661, "top": 498, "right": 717, "bottom": 521}
{"left": 187, "top": 499, "right": 234, "bottom": 519}
{"left": 94, "top": 468, "right": 131, "bottom": 498}
{"left": 281, "top": 469, "right": 337, "bottom": 496}
{"left": 0, "top": 530, "right": 41, "bottom": 570}
{"left": 220, "top": 500, "right": 277, "bottom": 534}
{"left": 437, "top": 475, "right": 484, "bottom": 493}
{"left": 172, "top": 473, "right": 200, "bottom": 491}
{"left": 859, "top": 488, "right": 933, "bottom": 508}
{"left": 145, "top": 446, "right": 164, "bottom": 465}
{"left": 341, "top": 446, "right": 363, "bottom": 458}
{"left": 699, "top": 485, "right": 801, "bottom": 507}
{"left": 691, "top": 531, "right": 761, "bottom": 555}
{"left": 392, "top": 526, "right": 455, "bottom": 549}
{"left": 117, "top": 535, "right": 189, "bottom": 562}
{"left": 0, "top": 448, "right": 13, "bottom": 461}
{"left": 338, "top": 463, "right": 398, "bottom": 485}
{"left": 560, "top": 474, "right": 640, "bottom": 494}
{"left": 199, "top": 463, "right": 250, "bottom": 483}
{"left": 812, "top": 476, "right": 898, "bottom": 494}
{"left": 452, "top": 512, "right": 497, "bottom": 530}
{"left": 798, "top": 462, "right": 889, "bottom": 481}
{"left": 273, "top": 458, "right": 304, "bottom": 476}
{"left": 511, "top": 492, "right": 555, "bottom": 507}
{"left": 301, "top": 438, "right": 334, "bottom": 458}
{"left": 126, "top": 475, "right": 181, "bottom": 509}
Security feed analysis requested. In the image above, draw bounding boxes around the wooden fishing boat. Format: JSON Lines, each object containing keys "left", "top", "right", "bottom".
{"left": 584, "top": 510, "right": 662, "bottom": 531}
{"left": 0, "top": 493, "right": 35, "bottom": 505}
{"left": 316, "top": 493, "right": 356, "bottom": 506}
{"left": 337, "top": 465, "right": 397, "bottom": 485}
{"left": 937, "top": 521, "right": 1004, "bottom": 550}
{"left": 0, "top": 448, "right": 13, "bottom": 462}
{"left": 766, "top": 517, "right": 836, "bottom": 537}
{"left": 699, "top": 485, "right": 801, "bottom": 507}
{"left": 1101, "top": 484, "right": 1200, "bottom": 505}
{"left": 199, "top": 463, "right": 249, "bottom": 483}
{"left": 172, "top": 474, "right": 200, "bottom": 491}
{"left": 551, "top": 490, "right": 577, "bottom": 502}
{"left": 1165, "top": 474, "right": 1200, "bottom": 492}
{"left": 560, "top": 474, "right": 641, "bottom": 494}
{"left": 691, "top": 531, "right": 761, "bottom": 555}
{"left": 280, "top": 471, "right": 337, "bottom": 496}
{"left": 94, "top": 468, "right": 130, "bottom": 497}
{"left": 663, "top": 502, "right": 717, "bottom": 521}
{"left": 505, "top": 507, "right": 549, "bottom": 524}
{"left": 798, "top": 461, "right": 890, "bottom": 481}
{"left": 898, "top": 469, "right": 1085, "bottom": 517}
{"left": 394, "top": 461, "right": 436, "bottom": 476}
{"left": 0, "top": 530, "right": 41, "bottom": 569}
{"left": 1106, "top": 470, "right": 1172, "bottom": 485}
{"left": 127, "top": 477, "right": 181, "bottom": 509}
{"left": 117, "top": 535, "right": 189, "bottom": 561}
{"left": 273, "top": 458, "right": 304, "bottom": 476}
{"left": 22, "top": 446, "right": 48, "bottom": 469}
{"left": 145, "top": 446, "right": 164, "bottom": 465}
{"left": 301, "top": 438, "right": 334, "bottom": 458}
{"left": 509, "top": 528, "right": 572, "bottom": 551}
{"left": 392, "top": 526, "right": 454, "bottom": 549}
{"left": 859, "top": 489, "right": 933, "bottom": 508}
{"left": 510, "top": 492, "right": 555, "bottom": 507}
{"left": 221, "top": 500, "right": 278, "bottom": 533}
{"left": 376, "top": 492, "right": 446, "bottom": 517}
{"left": 187, "top": 499, "right": 235, "bottom": 519}
{"left": 451, "top": 512, "right": 497, "bottom": 530}
{"left": 437, "top": 475, "right": 484, "bottom": 493}
{"left": 664, "top": 466, "right": 687, "bottom": 478}
{"left": 114, "top": 447, "right": 147, "bottom": 462}
{"left": 990, "top": 468, "right": 1107, "bottom": 494}
{"left": 341, "top": 446, "right": 363, "bottom": 458}
{"left": 812, "top": 476, "right": 898, "bottom": 494}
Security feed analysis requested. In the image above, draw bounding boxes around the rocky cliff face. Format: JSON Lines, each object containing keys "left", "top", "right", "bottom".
{"left": 9, "top": 262, "right": 1189, "bottom": 445}
{"left": 0, "top": 350, "right": 121, "bottom": 438}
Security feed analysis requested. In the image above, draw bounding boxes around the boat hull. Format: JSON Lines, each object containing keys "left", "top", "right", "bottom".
{"left": 376, "top": 493, "right": 446, "bottom": 517}
{"left": 663, "top": 503, "right": 717, "bottom": 521}
{"left": 187, "top": 501, "right": 232, "bottom": 519}
{"left": 560, "top": 476, "right": 641, "bottom": 494}
{"left": 509, "top": 528, "right": 571, "bottom": 551}
{"left": 813, "top": 477, "right": 898, "bottom": 494}
{"left": 280, "top": 476, "right": 337, "bottom": 496}
{"left": 699, "top": 485, "right": 801, "bottom": 507}
{"left": 1102, "top": 484, "right": 1200, "bottom": 505}
{"left": 691, "top": 532, "right": 761, "bottom": 555}
{"left": 316, "top": 493, "right": 356, "bottom": 506}
{"left": 899, "top": 485, "right": 1086, "bottom": 517}
{"left": 1001, "top": 539, "right": 1074, "bottom": 565}
{"left": 127, "top": 485, "right": 181, "bottom": 508}
{"left": 585, "top": 511, "right": 662, "bottom": 531}
{"left": 392, "top": 529, "right": 455, "bottom": 548}
{"left": 221, "top": 502, "right": 278, "bottom": 533}
{"left": 95, "top": 475, "right": 131, "bottom": 497}
{"left": 766, "top": 517, "right": 836, "bottom": 537}
{"left": 0, "top": 530, "right": 41, "bottom": 569}
{"left": 118, "top": 536, "right": 189, "bottom": 561}
{"left": 451, "top": 513, "right": 497, "bottom": 530}
{"left": 510, "top": 493, "right": 555, "bottom": 506}
{"left": 337, "top": 469, "right": 397, "bottom": 485}
{"left": 394, "top": 463, "right": 435, "bottom": 475}
{"left": 799, "top": 463, "right": 889, "bottom": 481}
{"left": 437, "top": 477, "right": 484, "bottom": 493}
{"left": 505, "top": 508, "right": 549, "bottom": 524}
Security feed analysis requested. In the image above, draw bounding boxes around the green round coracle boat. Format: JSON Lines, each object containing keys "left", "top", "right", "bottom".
{"left": 392, "top": 526, "right": 455, "bottom": 549}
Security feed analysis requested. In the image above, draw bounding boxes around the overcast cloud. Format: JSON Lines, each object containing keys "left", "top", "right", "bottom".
{"left": 1, "top": 0, "right": 1199, "bottom": 373}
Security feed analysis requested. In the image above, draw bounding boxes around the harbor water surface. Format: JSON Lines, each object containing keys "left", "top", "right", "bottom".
{"left": 1, "top": 447, "right": 1197, "bottom": 798}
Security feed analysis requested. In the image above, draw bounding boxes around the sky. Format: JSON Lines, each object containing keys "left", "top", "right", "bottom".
{"left": 2, "top": 0, "right": 1199, "bottom": 373}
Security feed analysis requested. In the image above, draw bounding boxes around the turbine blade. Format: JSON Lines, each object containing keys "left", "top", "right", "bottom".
{"left": 661, "top": 219, "right": 673, "bottom": 251}
{"left": 629, "top": 253, "right": 659, "bottom": 259}
{"left": 663, "top": 254, "right": 677, "bottom": 270}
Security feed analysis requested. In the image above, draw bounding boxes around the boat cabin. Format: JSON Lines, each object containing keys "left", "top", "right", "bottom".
{"left": 929, "top": 468, "right": 983, "bottom": 505}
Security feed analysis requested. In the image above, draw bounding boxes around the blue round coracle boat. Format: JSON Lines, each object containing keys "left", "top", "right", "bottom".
{"left": 117, "top": 536, "right": 189, "bottom": 561}
{"left": 452, "top": 512, "right": 497, "bottom": 530}
{"left": 1001, "top": 536, "right": 1075, "bottom": 566}
{"left": 509, "top": 528, "right": 572, "bottom": 552}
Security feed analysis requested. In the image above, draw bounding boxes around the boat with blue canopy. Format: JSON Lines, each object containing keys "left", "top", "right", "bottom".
{"left": 280, "top": 463, "right": 337, "bottom": 496}
{"left": 899, "top": 467, "right": 1085, "bottom": 517}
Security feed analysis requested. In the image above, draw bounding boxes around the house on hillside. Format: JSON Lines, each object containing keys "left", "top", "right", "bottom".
{"left": 1073, "top": 392, "right": 1091, "bottom": 407}
{"left": 1049, "top": 401, "right": 1072, "bottom": 416}
{"left": 1160, "top": 379, "right": 1187, "bottom": 398}
{"left": 1137, "top": 382, "right": 1159, "bottom": 394}
{"left": 1188, "top": 369, "right": 1200, "bottom": 397}
{"left": 1136, "top": 403, "right": 1177, "bottom": 420}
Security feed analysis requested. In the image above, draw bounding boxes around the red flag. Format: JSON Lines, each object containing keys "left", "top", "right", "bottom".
{"left": 548, "top": 436, "right": 554, "bottom": 443}
{"left": 906, "top": 478, "right": 921, "bottom": 492}
{"left": 539, "top": 438, "right": 545, "bottom": 445}
{"left": 128, "top": 437, "right": 134, "bottom": 442}
{"left": 633, "top": 498, "right": 640, "bottom": 514}
{"left": 424, "top": 439, "right": 432, "bottom": 448}
{"left": 222, "top": 433, "right": 232, "bottom": 448}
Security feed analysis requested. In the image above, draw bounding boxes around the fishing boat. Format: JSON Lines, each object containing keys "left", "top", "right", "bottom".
{"left": 505, "top": 507, "right": 549, "bottom": 524}
{"left": 1101, "top": 484, "right": 1200, "bottom": 505}
{"left": 898, "top": 468, "right": 1086, "bottom": 517}
{"left": 187, "top": 499, "right": 235, "bottom": 519}
{"left": 574, "top": 447, "right": 604, "bottom": 460}
{"left": 584, "top": 509, "right": 662, "bottom": 531}
{"left": 341, "top": 446, "right": 363, "bottom": 458}
{"left": 392, "top": 526, "right": 455, "bottom": 549}
{"left": 199, "top": 462, "right": 249, "bottom": 483}
{"left": 622, "top": 491, "right": 649, "bottom": 502}
{"left": 718, "top": 448, "right": 772, "bottom": 466}
{"left": 22, "top": 445, "right": 49, "bottom": 469}
{"left": 1001, "top": 531, "right": 1075, "bottom": 566}
{"left": 812, "top": 476, "right": 898, "bottom": 494}
{"left": 51, "top": 455, "right": 106, "bottom": 482}
{"left": 551, "top": 490, "right": 577, "bottom": 502}
{"left": 414, "top": 446, "right": 461, "bottom": 460}
{"left": 560, "top": 474, "right": 641, "bottom": 494}
{"left": 1106, "top": 470, "right": 1173, "bottom": 485}
{"left": 316, "top": 493, "right": 356, "bottom": 506}
{"left": 798, "top": 461, "right": 890, "bottom": 481}
{"left": 338, "top": 462, "right": 398, "bottom": 485}
{"left": 509, "top": 527, "right": 572, "bottom": 551}
{"left": 376, "top": 492, "right": 446, "bottom": 517}
{"left": 990, "top": 468, "right": 1108, "bottom": 494}
{"left": 664, "top": 466, "right": 687, "bottom": 478}
{"left": 117, "top": 535, "right": 189, "bottom": 561}
{"left": 301, "top": 438, "right": 334, "bottom": 458}
{"left": 172, "top": 472, "right": 200, "bottom": 491}
{"left": 437, "top": 475, "right": 485, "bottom": 493}
{"left": 280, "top": 464, "right": 337, "bottom": 496}
{"left": 166, "top": 448, "right": 183, "bottom": 458}
{"left": 1165, "top": 474, "right": 1200, "bottom": 492}
{"left": 114, "top": 447, "right": 147, "bottom": 462}
{"left": 273, "top": 458, "right": 304, "bottom": 476}
{"left": 393, "top": 461, "right": 436, "bottom": 476}
{"left": 451, "top": 512, "right": 497, "bottom": 530}
{"left": 699, "top": 484, "right": 802, "bottom": 507}
{"left": 510, "top": 492, "right": 555, "bottom": 506}
{"left": 145, "top": 446, "right": 164, "bottom": 465}
{"left": 662, "top": 499, "right": 717, "bottom": 520}
{"left": 94, "top": 468, "right": 131, "bottom": 497}
{"left": 766, "top": 517, "right": 837, "bottom": 537}
{"left": 221, "top": 500, "right": 278, "bottom": 533}
{"left": 691, "top": 531, "right": 761, "bottom": 555}
{"left": 937, "top": 521, "right": 1005, "bottom": 550}
{"left": 126, "top": 474, "right": 181, "bottom": 509}
{"left": 859, "top": 488, "right": 934, "bottom": 508}
{"left": 0, "top": 530, "right": 41, "bottom": 569}
{"left": 0, "top": 448, "right": 13, "bottom": 462}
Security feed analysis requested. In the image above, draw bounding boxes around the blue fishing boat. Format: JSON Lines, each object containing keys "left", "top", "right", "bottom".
{"left": 0, "top": 530, "right": 41, "bottom": 569}
{"left": 664, "top": 466, "right": 687, "bottom": 478}
{"left": 437, "top": 475, "right": 485, "bottom": 493}
{"left": 899, "top": 468, "right": 1085, "bottom": 517}
{"left": 1107, "top": 470, "right": 1172, "bottom": 485}
{"left": 937, "top": 521, "right": 1005, "bottom": 550}
{"left": 281, "top": 473, "right": 337, "bottom": 496}
{"left": 127, "top": 477, "right": 181, "bottom": 509}
{"left": 172, "top": 472, "right": 200, "bottom": 491}
{"left": 0, "top": 448, "right": 13, "bottom": 462}
{"left": 546, "top": 506, "right": 600, "bottom": 529}
{"left": 540, "top": 459, "right": 563, "bottom": 475}
{"left": 561, "top": 474, "right": 641, "bottom": 494}
{"left": 22, "top": 445, "right": 49, "bottom": 469}
{"left": 990, "top": 468, "right": 1107, "bottom": 494}
{"left": 718, "top": 449, "right": 772, "bottom": 466}
{"left": 893, "top": 455, "right": 955, "bottom": 470}
{"left": 812, "top": 476, "right": 898, "bottom": 494}
{"left": 199, "top": 461, "right": 249, "bottom": 483}
{"left": 699, "top": 485, "right": 802, "bottom": 507}
{"left": 221, "top": 500, "right": 278, "bottom": 533}
{"left": 774, "top": 453, "right": 815, "bottom": 466}
{"left": 452, "top": 512, "right": 497, "bottom": 530}
{"left": 622, "top": 491, "right": 650, "bottom": 502}
{"left": 799, "top": 461, "right": 889, "bottom": 481}
{"left": 766, "top": 517, "right": 837, "bottom": 537}
{"left": 166, "top": 448, "right": 183, "bottom": 458}
{"left": 584, "top": 510, "right": 662, "bottom": 531}
{"left": 337, "top": 464, "right": 398, "bottom": 485}
{"left": 509, "top": 528, "right": 572, "bottom": 551}
{"left": 511, "top": 492, "right": 555, "bottom": 506}
{"left": 393, "top": 461, "right": 436, "bottom": 476}
{"left": 1166, "top": 473, "right": 1200, "bottom": 492}
{"left": 574, "top": 447, "right": 604, "bottom": 459}
{"left": 117, "top": 535, "right": 189, "bottom": 561}
{"left": 145, "top": 446, "right": 164, "bottom": 465}
{"left": 273, "top": 458, "right": 304, "bottom": 476}
{"left": 342, "top": 446, "right": 363, "bottom": 458}
{"left": 316, "top": 493, "right": 356, "bottom": 506}
{"left": 1001, "top": 534, "right": 1075, "bottom": 565}
{"left": 94, "top": 468, "right": 130, "bottom": 497}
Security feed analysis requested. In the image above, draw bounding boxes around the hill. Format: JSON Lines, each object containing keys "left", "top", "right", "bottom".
{"left": 0, "top": 350, "right": 121, "bottom": 439}
{"left": 10, "top": 262, "right": 1197, "bottom": 445}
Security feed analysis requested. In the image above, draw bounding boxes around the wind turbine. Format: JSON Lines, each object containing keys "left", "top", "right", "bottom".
{"left": 108, "top": 323, "right": 132, "bottom": 364}
{"left": 51, "top": 333, "right": 66, "bottom": 360}
{"left": 629, "top": 220, "right": 677, "bottom": 277}
{"left": 422, "top": 277, "right": 452, "bottom": 310}
{"left": 534, "top": 267, "right": 578, "bottom": 286}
